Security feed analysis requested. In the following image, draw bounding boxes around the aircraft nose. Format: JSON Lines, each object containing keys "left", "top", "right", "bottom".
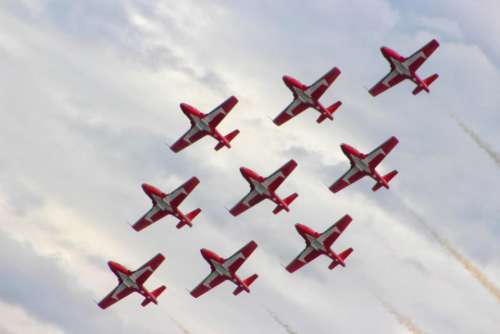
{"left": 295, "top": 223, "right": 305, "bottom": 233}
{"left": 240, "top": 167, "right": 251, "bottom": 176}
{"left": 108, "top": 261, "right": 118, "bottom": 270}
{"left": 141, "top": 183, "right": 156, "bottom": 195}
{"left": 282, "top": 75, "right": 294, "bottom": 86}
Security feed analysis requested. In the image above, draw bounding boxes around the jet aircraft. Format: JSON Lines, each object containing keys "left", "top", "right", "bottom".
{"left": 190, "top": 241, "right": 258, "bottom": 298}
{"left": 230, "top": 159, "right": 298, "bottom": 216}
{"left": 273, "top": 67, "right": 342, "bottom": 125}
{"left": 330, "top": 136, "right": 399, "bottom": 193}
{"left": 369, "top": 39, "right": 439, "bottom": 96}
{"left": 286, "top": 215, "right": 353, "bottom": 273}
{"left": 132, "top": 177, "right": 201, "bottom": 231}
{"left": 98, "top": 253, "right": 166, "bottom": 309}
{"left": 170, "top": 96, "right": 240, "bottom": 152}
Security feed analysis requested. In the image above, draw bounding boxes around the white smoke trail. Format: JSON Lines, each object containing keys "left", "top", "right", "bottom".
{"left": 451, "top": 114, "right": 500, "bottom": 168}
{"left": 402, "top": 200, "right": 500, "bottom": 303}
{"left": 378, "top": 298, "right": 426, "bottom": 334}
{"left": 264, "top": 308, "right": 298, "bottom": 334}
{"left": 166, "top": 313, "right": 191, "bottom": 334}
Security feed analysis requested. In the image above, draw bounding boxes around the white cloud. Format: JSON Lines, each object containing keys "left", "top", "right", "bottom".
{"left": 0, "top": 301, "right": 63, "bottom": 334}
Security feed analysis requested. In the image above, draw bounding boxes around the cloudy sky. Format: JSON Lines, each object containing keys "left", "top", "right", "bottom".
{"left": 0, "top": 1, "right": 499, "bottom": 333}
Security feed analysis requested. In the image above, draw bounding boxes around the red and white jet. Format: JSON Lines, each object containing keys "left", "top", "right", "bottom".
{"left": 98, "top": 253, "right": 166, "bottom": 309}
{"left": 132, "top": 177, "right": 201, "bottom": 231}
{"left": 330, "top": 136, "right": 399, "bottom": 193}
{"left": 170, "top": 96, "right": 240, "bottom": 152}
{"left": 286, "top": 215, "right": 353, "bottom": 273}
{"left": 229, "top": 159, "right": 298, "bottom": 216}
{"left": 190, "top": 241, "right": 258, "bottom": 298}
{"left": 369, "top": 39, "right": 439, "bottom": 96}
{"left": 273, "top": 67, "right": 342, "bottom": 125}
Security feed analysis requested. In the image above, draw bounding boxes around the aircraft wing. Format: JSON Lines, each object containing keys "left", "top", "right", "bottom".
{"left": 98, "top": 283, "right": 134, "bottom": 309}
{"left": 205, "top": 96, "right": 239, "bottom": 128}
{"left": 365, "top": 136, "right": 399, "bottom": 170}
{"left": 273, "top": 99, "right": 309, "bottom": 126}
{"left": 229, "top": 190, "right": 266, "bottom": 216}
{"left": 405, "top": 39, "right": 439, "bottom": 73}
{"left": 167, "top": 177, "right": 200, "bottom": 208}
{"left": 306, "top": 67, "right": 341, "bottom": 101}
{"left": 329, "top": 166, "right": 366, "bottom": 193}
{"left": 318, "top": 214, "right": 353, "bottom": 248}
{"left": 190, "top": 271, "right": 227, "bottom": 298}
{"left": 170, "top": 126, "right": 208, "bottom": 153}
{"left": 286, "top": 246, "right": 321, "bottom": 273}
{"left": 368, "top": 69, "right": 406, "bottom": 97}
{"left": 130, "top": 253, "right": 165, "bottom": 286}
{"left": 132, "top": 205, "right": 169, "bottom": 231}
{"left": 224, "top": 241, "right": 258, "bottom": 273}
{"left": 263, "top": 159, "right": 298, "bottom": 192}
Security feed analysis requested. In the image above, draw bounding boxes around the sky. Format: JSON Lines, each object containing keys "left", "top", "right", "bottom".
{"left": 0, "top": 1, "right": 499, "bottom": 333}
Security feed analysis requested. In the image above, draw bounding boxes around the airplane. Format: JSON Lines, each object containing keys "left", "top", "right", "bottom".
{"left": 273, "top": 67, "right": 342, "bottom": 125}
{"left": 286, "top": 215, "right": 353, "bottom": 273}
{"left": 329, "top": 136, "right": 399, "bottom": 193}
{"left": 229, "top": 159, "right": 298, "bottom": 216}
{"left": 190, "top": 241, "right": 259, "bottom": 298}
{"left": 170, "top": 95, "right": 240, "bottom": 152}
{"left": 98, "top": 253, "right": 166, "bottom": 309}
{"left": 132, "top": 177, "right": 201, "bottom": 232}
{"left": 369, "top": 39, "right": 439, "bottom": 96}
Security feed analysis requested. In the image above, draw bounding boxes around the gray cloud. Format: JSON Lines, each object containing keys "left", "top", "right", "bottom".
{"left": 0, "top": 234, "right": 159, "bottom": 334}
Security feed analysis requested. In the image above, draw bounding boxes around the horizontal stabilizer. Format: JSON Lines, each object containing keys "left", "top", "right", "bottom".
{"left": 215, "top": 129, "right": 240, "bottom": 151}
{"left": 272, "top": 193, "right": 298, "bottom": 215}
{"left": 413, "top": 73, "right": 439, "bottom": 95}
{"left": 233, "top": 274, "right": 258, "bottom": 296}
{"left": 176, "top": 208, "right": 201, "bottom": 229}
{"left": 372, "top": 170, "right": 398, "bottom": 192}
{"left": 328, "top": 248, "right": 353, "bottom": 270}
{"left": 141, "top": 285, "right": 166, "bottom": 307}
{"left": 316, "top": 101, "right": 341, "bottom": 123}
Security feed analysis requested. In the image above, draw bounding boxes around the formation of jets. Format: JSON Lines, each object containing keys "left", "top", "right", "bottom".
{"left": 98, "top": 39, "right": 440, "bottom": 309}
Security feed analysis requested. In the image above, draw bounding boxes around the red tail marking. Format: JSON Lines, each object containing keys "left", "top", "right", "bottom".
{"left": 141, "top": 285, "right": 167, "bottom": 307}
{"left": 372, "top": 170, "right": 398, "bottom": 192}
{"left": 233, "top": 274, "right": 258, "bottom": 296}
{"left": 214, "top": 129, "right": 240, "bottom": 151}
{"left": 176, "top": 208, "right": 201, "bottom": 229}
{"left": 413, "top": 73, "right": 439, "bottom": 95}
{"left": 272, "top": 193, "right": 298, "bottom": 214}
{"left": 317, "top": 101, "right": 342, "bottom": 123}
{"left": 328, "top": 248, "right": 353, "bottom": 270}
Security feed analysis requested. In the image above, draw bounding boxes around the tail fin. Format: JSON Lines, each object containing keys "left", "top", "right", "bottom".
{"left": 372, "top": 170, "right": 398, "bottom": 192}
{"left": 214, "top": 129, "right": 240, "bottom": 151}
{"left": 233, "top": 274, "right": 258, "bottom": 296}
{"left": 328, "top": 248, "right": 353, "bottom": 270}
{"left": 176, "top": 208, "right": 201, "bottom": 229}
{"left": 141, "top": 285, "right": 166, "bottom": 307}
{"left": 412, "top": 73, "right": 439, "bottom": 95}
{"left": 316, "top": 101, "right": 342, "bottom": 123}
{"left": 272, "top": 193, "right": 298, "bottom": 214}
